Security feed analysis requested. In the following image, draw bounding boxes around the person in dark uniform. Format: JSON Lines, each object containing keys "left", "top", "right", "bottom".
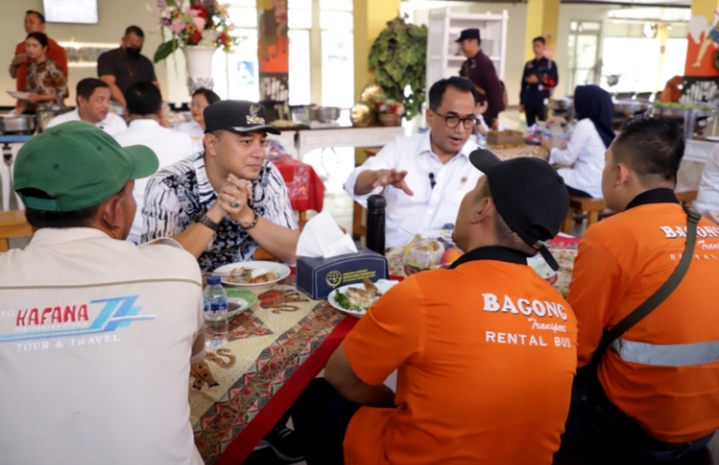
{"left": 457, "top": 28, "right": 505, "bottom": 129}
{"left": 520, "top": 37, "right": 558, "bottom": 126}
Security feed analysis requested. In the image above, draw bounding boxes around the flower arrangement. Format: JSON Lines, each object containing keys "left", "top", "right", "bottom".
{"left": 153, "top": 0, "right": 236, "bottom": 63}
{"left": 378, "top": 99, "right": 405, "bottom": 116}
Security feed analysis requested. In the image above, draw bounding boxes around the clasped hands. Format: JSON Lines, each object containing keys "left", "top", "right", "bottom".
{"left": 209, "top": 174, "right": 256, "bottom": 227}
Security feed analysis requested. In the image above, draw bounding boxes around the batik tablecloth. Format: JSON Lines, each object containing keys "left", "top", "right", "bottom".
{"left": 189, "top": 278, "right": 357, "bottom": 465}
{"left": 387, "top": 235, "right": 579, "bottom": 298}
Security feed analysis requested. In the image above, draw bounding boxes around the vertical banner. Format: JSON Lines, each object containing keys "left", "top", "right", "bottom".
{"left": 258, "top": 0, "right": 289, "bottom": 103}
{"left": 684, "top": 8, "right": 719, "bottom": 102}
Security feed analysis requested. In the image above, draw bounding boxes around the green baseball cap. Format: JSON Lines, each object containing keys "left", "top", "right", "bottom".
{"left": 14, "top": 121, "right": 159, "bottom": 212}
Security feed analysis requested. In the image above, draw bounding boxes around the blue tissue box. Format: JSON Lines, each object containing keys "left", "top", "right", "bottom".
{"left": 296, "top": 247, "right": 389, "bottom": 300}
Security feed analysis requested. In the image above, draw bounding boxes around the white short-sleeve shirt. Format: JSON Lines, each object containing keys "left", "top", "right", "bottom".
{"left": 344, "top": 131, "right": 482, "bottom": 248}
{"left": 696, "top": 143, "right": 719, "bottom": 214}
{"left": 113, "top": 119, "right": 196, "bottom": 244}
{"left": 0, "top": 228, "right": 204, "bottom": 465}
{"left": 176, "top": 120, "right": 205, "bottom": 154}
{"left": 47, "top": 108, "right": 128, "bottom": 136}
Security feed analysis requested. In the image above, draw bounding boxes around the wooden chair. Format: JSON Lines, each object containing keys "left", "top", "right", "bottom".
{"left": 352, "top": 147, "right": 381, "bottom": 241}
{"left": 0, "top": 210, "right": 32, "bottom": 252}
{"left": 561, "top": 190, "right": 699, "bottom": 235}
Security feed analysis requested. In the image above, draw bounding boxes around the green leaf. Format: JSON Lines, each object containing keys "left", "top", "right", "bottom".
{"left": 154, "top": 39, "right": 179, "bottom": 64}
{"left": 166, "top": 0, "right": 176, "bottom": 5}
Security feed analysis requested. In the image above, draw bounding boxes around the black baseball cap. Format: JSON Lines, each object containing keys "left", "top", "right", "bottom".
{"left": 204, "top": 100, "right": 280, "bottom": 135}
{"left": 469, "top": 149, "right": 570, "bottom": 271}
{"left": 456, "top": 28, "right": 481, "bottom": 43}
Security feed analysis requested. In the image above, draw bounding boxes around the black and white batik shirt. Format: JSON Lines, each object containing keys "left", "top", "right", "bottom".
{"left": 142, "top": 152, "right": 298, "bottom": 272}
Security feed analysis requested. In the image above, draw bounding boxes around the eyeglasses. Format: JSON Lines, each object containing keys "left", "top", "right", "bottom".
{"left": 434, "top": 111, "right": 479, "bottom": 129}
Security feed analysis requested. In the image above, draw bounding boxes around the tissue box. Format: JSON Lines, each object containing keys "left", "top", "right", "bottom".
{"left": 296, "top": 247, "right": 389, "bottom": 300}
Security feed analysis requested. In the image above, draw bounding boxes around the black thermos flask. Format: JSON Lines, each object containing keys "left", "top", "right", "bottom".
{"left": 366, "top": 195, "right": 386, "bottom": 254}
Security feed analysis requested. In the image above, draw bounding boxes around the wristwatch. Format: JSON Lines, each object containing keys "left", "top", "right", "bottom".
{"left": 195, "top": 211, "right": 220, "bottom": 232}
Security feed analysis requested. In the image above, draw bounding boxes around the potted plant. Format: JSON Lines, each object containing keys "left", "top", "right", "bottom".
{"left": 152, "top": 0, "right": 236, "bottom": 93}
{"left": 377, "top": 99, "right": 405, "bottom": 126}
{"left": 368, "top": 16, "right": 427, "bottom": 121}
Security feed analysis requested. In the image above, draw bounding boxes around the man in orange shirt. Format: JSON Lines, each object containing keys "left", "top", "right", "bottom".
{"left": 292, "top": 151, "right": 577, "bottom": 464}
{"left": 566, "top": 116, "right": 719, "bottom": 461}
{"left": 8, "top": 10, "right": 68, "bottom": 107}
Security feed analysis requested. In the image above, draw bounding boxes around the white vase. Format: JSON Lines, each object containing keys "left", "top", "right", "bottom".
{"left": 185, "top": 45, "right": 217, "bottom": 95}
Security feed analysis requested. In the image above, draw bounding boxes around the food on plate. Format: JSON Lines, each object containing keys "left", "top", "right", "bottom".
{"left": 227, "top": 267, "right": 280, "bottom": 284}
{"left": 441, "top": 247, "right": 464, "bottom": 267}
{"left": 335, "top": 278, "right": 383, "bottom": 312}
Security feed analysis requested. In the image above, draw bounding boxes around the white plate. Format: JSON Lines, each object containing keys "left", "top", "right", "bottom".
{"left": 7, "top": 91, "right": 31, "bottom": 100}
{"left": 328, "top": 279, "right": 399, "bottom": 318}
{"left": 213, "top": 261, "right": 291, "bottom": 290}
{"left": 705, "top": 136, "right": 719, "bottom": 142}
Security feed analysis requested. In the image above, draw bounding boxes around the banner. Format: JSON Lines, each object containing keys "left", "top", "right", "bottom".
{"left": 257, "top": 0, "right": 289, "bottom": 102}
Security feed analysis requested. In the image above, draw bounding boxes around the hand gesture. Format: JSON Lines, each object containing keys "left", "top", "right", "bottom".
{"left": 26, "top": 93, "right": 41, "bottom": 104}
{"left": 373, "top": 169, "right": 414, "bottom": 196}
{"left": 546, "top": 116, "right": 567, "bottom": 128}
{"left": 218, "top": 174, "right": 255, "bottom": 225}
{"left": 526, "top": 74, "right": 540, "bottom": 84}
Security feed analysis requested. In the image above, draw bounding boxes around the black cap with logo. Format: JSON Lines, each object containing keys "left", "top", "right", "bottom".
{"left": 456, "top": 28, "right": 481, "bottom": 43}
{"left": 469, "top": 149, "right": 570, "bottom": 271}
{"left": 203, "top": 100, "right": 280, "bottom": 135}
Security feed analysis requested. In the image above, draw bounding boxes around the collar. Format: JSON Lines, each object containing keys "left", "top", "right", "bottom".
{"left": 76, "top": 108, "right": 104, "bottom": 126}
{"left": 449, "top": 246, "right": 528, "bottom": 269}
{"left": 128, "top": 119, "right": 161, "bottom": 130}
{"left": 30, "top": 228, "right": 111, "bottom": 246}
{"left": 471, "top": 50, "right": 484, "bottom": 61}
{"left": 419, "top": 131, "right": 472, "bottom": 160}
{"left": 625, "top": 188, "right": 679, "bottom": 211}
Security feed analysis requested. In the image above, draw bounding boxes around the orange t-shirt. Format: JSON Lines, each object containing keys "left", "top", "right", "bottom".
{"left": 569, "top": 189, "right": 719, "bottom": 443}
{"left": 343, "top": 247, "right": 578, "bottom": 465}
{"left": 14, "top": 37, "right": 68, "bottom": 93}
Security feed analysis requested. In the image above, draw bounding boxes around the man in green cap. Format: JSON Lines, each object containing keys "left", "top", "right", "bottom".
{"left": 0, "top": 121, "right": 205, "bottom": 465}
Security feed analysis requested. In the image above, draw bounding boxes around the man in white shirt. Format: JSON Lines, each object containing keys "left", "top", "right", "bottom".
{"left": 695, "top": 143, "right": 719, "bottom": 215}
{"left": 0, "top": 121, "right": 205, "bottom": 465}
{"left": 47, "top": 78, "right": 127, "bottom": 135}
{"left": 114, "top": 81, "right": 195, "bottom": 244}
{"left": 345, "top": 77, "right": 482, "bottom": 248}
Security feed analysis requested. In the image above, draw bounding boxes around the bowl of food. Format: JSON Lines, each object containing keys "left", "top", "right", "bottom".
{"left": 328, "top": 278, "right": 399, "bottom": 317}
{"left": 403, "top": 232, "right": 464, "bottom": 275}
{"left": 213, "top": 261, "right": 291, "bottom": 290}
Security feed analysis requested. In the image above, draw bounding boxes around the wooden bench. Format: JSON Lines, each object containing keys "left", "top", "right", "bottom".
{"left": 0, "top": 210, "right": 31, "bottom": 252}
{"left": 561, "top": 190, "right": 698, "bottom": 234}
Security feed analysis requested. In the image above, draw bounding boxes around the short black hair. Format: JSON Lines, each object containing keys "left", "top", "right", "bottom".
{"left": 20, "top": 189, "right": 101, "bottom": 229}
{"left": 25, "top": 32, "right": 49, "bottom": 50}
{"left": 192, "top": 88, "right": 221, "bottom": 105}
{"left": 428, "top": 77, "right": 478, "bottom": 112}
{"left": 125, "top": 82, "right": 162, "bottom": 116}
{"left": 125, "top": 25, "right": 145, "bottom": 38}
{"left": 533, "top": 37, "right": 546, "bottom": 45}
{"left": 26, "top": 10, "right": 45, "bottom": 23}
{"left": 613, "top": 116, "right": 685, "bottom": 184}
{"left": 76, "top": 78, "right": 109, "bottom": 104}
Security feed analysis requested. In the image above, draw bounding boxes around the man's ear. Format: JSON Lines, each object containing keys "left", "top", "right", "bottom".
{"left": 616, "top": 163, "right": 632, "bottom": 187}
{"left": 470, "top": 197, "right": 494, "bottom": 225}
{"left": 204, "top": 133, "right": 217, "bottom": 156}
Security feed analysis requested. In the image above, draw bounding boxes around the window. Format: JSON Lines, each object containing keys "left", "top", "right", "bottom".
{"left": 288, "top": 0, "right": 312, "bottom": 105}
{"left": 320, "top": 2, "right": 354, "bottom": 108}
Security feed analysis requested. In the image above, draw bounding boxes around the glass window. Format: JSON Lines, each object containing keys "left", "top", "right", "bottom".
{"left": 321, "top": 31, "right": 354, "bottom": 107}
{"left": 213, "top": 29, "right": 260, "bottom": 101}
{"left": 289, "top": 29, "right": 311, "bottom": 105}
{"left": 320, "top": 10, "right": 354, "bottom": 30}
{"left": 601, "top": 37, "right": 660, "bottom": 92}
{"left": 288, "top": 7, "right": 312, "bottom": 29}
{"left": 319, "top": 0, "right": 352, "bottom": 10}
{"left": 228, "top": 7, "right": 258, "bottom": 28}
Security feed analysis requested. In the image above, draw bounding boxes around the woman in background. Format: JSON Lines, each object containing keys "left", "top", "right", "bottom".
{"left": 177, "top": 88, "right": 221, "bottom": 153}
{"left": 542, "top": 85, "right": 615, "bottom": 198}
{"left": 17, "top": 32, "right": 67, "bottom": 113}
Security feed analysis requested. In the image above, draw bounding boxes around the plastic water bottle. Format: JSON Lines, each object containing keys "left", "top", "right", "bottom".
{"left": 203, "top": 276, "right": 229, "bottom": 348}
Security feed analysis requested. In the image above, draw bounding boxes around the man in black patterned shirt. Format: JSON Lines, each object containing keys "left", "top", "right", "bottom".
{"left": 142, "top": 100, "right": 299, "bottom": 271}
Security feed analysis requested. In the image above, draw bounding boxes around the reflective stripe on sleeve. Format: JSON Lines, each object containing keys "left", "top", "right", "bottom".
{"left": 610, "top": 338, "right": 719, "bottom": 367}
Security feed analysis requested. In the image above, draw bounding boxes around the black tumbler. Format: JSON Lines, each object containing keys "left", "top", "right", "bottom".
{"left": 366, "top": 195, "right": 386, "bottom": 254}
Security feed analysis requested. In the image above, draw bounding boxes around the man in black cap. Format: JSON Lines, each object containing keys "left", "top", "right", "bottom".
{"left": 142, "top": 100, "right": 300, "bottom": 270}
{"left": 291, "top": 150, "right": 577, "bottom": 464}
{"left": 457, "top": 28, "right": 505, "bottom": 129}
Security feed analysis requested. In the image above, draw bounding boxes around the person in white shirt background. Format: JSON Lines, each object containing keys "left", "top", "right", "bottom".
{"left": 696, "top": 143, "right": 719, "bottom": 216}
{"left": 542, "top": 85, "right": 615, "bottom": 198}
{"left": 114, "top": 81, "right": 195, "bottom": 244}
{"left": 176, "top": 88, "right": 221, "bottom": 154}
{"left": 344, "top": 77, "right": 483, "bottom": 248}
{"left": 47, "top": 78, "right": 128, "bottom": 135}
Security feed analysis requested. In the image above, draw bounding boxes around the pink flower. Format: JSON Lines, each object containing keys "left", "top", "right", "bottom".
{"left": 228, "top": 23, "right": 236, "bottom": 31}
{"left": 192, "top": 17, "right": 207, "bottom": 31}
{"left": 171, "top": 20, "right": 185, "bottom": 33}
{"left": 187, "top": 8, "right": 199, "bottom": 17}
{"left": 379, "top": 104, "right": 387, "bottom": 112}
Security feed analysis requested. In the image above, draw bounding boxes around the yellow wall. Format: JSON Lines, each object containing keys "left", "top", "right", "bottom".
{"left": 524, "top": 0, "right": 561, "bottom": 62}
{"left": 353, "top": 0, "right": 402, "bottom": 101}
{"left": 0, "top": 0, "right": 170, "bottom": 107}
